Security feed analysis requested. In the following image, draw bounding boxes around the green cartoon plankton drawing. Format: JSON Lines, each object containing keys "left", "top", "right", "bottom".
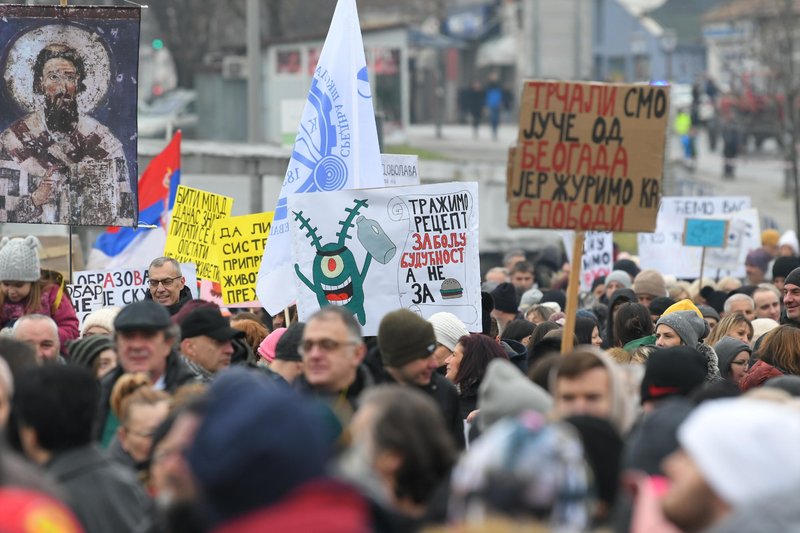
{"left": 294, "top": 198, "right": 396, "bottom": 325}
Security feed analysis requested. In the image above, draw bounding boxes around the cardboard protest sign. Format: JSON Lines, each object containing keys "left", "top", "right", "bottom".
{"left": 382, "top": 154, "right": 420, "bottom": 186}
{"left": 508, "top": 81, "right": 668, "bottom": 232}
{"left": 684, "top": 218, "right": 728, "bottom": 248}
{"left": 289, "top": 182, "right": 480, "bottom": 335}
{"left": 165, "top": 186, "right": 233, "bottom": 282}
{"left": 564, "top": 231, "right": 613, "bottom": 292}
{"left": 69, "top": 263, "right": 198, "bottom": 329}
{"left": 638, "top": 197, "right": 755, "bottom": 278}
{"left": 0, "top": 5, "right": 140, "bottom": 225}
{"left": 213, "top": 212, "right": 273, "bottom": 305}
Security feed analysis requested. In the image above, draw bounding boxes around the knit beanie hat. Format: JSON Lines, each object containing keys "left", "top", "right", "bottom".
{"left": 478, "top": 358, "right": 553, "bottom": 431}
{"left": 648, "top": 296, "right": 676, "bottom": 317}
{"left": 428, "top": 312, "right": 469, "bottom": 352}
{"left": 697, "top": 304, "right": 721, "bottom": 322}
{"left": 784, "top": 266, "right": 800, "bottom": 289}
{"left": 518, "top": 288, "right": 543, "bottom": 312}
{"left": 257, "top": 328, "right": 286, "bottom": 362}
{"left": 605, "top": 270, "right": 632, "bottom": 289}
{"left": 0, "top": 236, "right": 40, "bottom": 282}
{"left": 762, "top": 228, "right": 780, "bottom": 248}
{"left": 613, "top": 259, "right": 640, "bottom": 280}
{"left": 678, "top": 399, "right": 800, "bottom": 506}
{"left": 378, "top": 309, "right": 436, "bottom": 368}
{"left": 662, "top": 298, "right": 703, "bottom": 318}
{"left": 68, "top": 335, "right": 115, "bottom": 370}
{"left": 656, "top": 310, "right": 707, "bottom": 347}
{"left": 80, "top": 307, "right": 121, "bottom": 336}
{"left": 751, "top": 318, "right": 780, "bottom": 346}
{"left": 779, "top": 230, "right": 800, "bottom": 255}
{"left": 773, "top": 256, "right": 800, "bottom": 280}
{"left": 633, "top": 269, "right": 666, "bottom": 298}
{"left": 274, "top": 322, "right": 304, "bottom": 362}
{"left": 540, "top": 289, "right": 566, "bottom": 311}
{"left": 713, "top": 336, "right": 752, "bottom": 381}
{"left": 699, "top": 286, "right": 728, "bottom": 314}
{"left": 640, "top": 346, "right": 707, "bottom": 404}
{"left": 745, "top": 248, "right": 771, "bottom": 273}
{"left": 490, "top": 282, "right": 519, "bottom": 314}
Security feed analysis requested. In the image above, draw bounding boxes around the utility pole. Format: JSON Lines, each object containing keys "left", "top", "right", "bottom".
{"left": 247, "top": 0, "right": 264, "bottom": 214}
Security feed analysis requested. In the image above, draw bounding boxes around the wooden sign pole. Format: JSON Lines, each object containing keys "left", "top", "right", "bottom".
{"left": 561, "top": 231, "right": 585, "bottom": 354}
{"left": 699, "top": 246, "right": 706, "bottom": 288}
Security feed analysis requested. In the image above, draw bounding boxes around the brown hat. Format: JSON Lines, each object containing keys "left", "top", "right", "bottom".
{"left": 633, "top": 269, "right": 666, "bottom": 298}
{"left": 378, "top": 309, "right": 436, "bottom": 368}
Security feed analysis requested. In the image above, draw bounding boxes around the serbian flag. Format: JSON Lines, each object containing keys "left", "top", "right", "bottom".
{"left": 87, "top": 132, "right": 181, "bottom": 269}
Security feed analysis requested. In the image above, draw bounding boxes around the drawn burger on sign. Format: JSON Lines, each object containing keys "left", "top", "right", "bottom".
{"left": 440, "top": 278, "right": 463, "bottom": 299}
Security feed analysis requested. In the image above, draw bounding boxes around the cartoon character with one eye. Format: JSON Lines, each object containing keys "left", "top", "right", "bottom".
{"left": 293, "top": 198, "right": 395, "bottom": 325}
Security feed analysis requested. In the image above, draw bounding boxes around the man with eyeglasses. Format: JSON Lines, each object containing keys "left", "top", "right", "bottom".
{"left": 146, "top": 257, "right": 193, "bottom": 316}
{"left": 294, "top": 306, "right": 374, "bottom": 414}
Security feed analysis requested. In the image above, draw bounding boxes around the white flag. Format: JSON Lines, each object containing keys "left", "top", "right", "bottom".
{"left": 256, "top": 0, "right": 383, "bottom": 314}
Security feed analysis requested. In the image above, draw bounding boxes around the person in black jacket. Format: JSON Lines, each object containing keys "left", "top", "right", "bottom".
{"left": 376, "top": 309, "right": 465, "bottom": 449}
{"left": 144, "top": 256, "right": 193, "bottom": 316}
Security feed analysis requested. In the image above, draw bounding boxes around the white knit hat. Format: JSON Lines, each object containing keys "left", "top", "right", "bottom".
{"left": 427, "top": 312, "right": 469, "bottom": 352}
{"left": 0, "top": 236, "right": 41, "bottom": 282}
{"left": 678, "top": 398, "right": 800, "bottom": 506}
{"left": 779, "top": 230, "right": 800, "bottom": 255}
{"left": 80, "top": 306, "right": 121, "bottom": 336}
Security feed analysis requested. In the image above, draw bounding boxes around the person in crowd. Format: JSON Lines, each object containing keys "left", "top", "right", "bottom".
{"left": 772, "top": 256, "right": 800, "bottom": 293}
{"left": 179, "top": 307, "right": 243, "bottom": 383}
{"left": 525, "top": 303, "right": 555, "bottom": 325}
{"left": 230, "top": 316, "right": 269, "bottom": 355}
{"left": 80, "top": 306, "right": 120, "bottom": 337}
{"left": 339, "top": 385, "right": 457, "bottom": 530}
{"left": 741, "top": 326, "right": 800, "bottom": 391}
{"left": 502, "top": 250, "right": 526, "bottom": 271}
{"left": 633, "top": 269, "right": 667, "bottom": 307}
{"left": 483, "top": 266, "right": 508, "bottom": 285}
{"left": 745, "top": 248, "right": 772, "bottom": 285}
{"left": 463, "top": 80, "right": 484, "bottom": 139}
{"left": 187, "top": 368, "right": 370, "bottom": 531}
{"left": 551, "top": 347, "right": 634, "bottom": 434}
{"left": 509, "top": 261, "right": 535, "bottom": 294}
{"left": 705, "top": 311, "right": 753, "bottom": 346}
{"left": 639, "top": 346, "right": 707, "bottom": 413}
{"left": 68, "top": 334, "right": 117, "bottom": 379}
{"left": 604, "top": 270, "right": 632, "bottom": 302}
{"left": 145, "top": 257, "right": 192, "bottom": 315}
{"left": 575, "top": 315, "right": 602, "bottom": 347}
{"left": 762, "top": 228, "right": 781, "bottom": 257}
{"left": 15, "top": 365, "right": 153, "bottom": 533}
{"left": 0, "top": 357, "right": 13, "bottom": 429}
{"left": 428, "top": 312, "right": 469, "bottom": 374}
{"left": 604, "top": 288, "right": 637, "bottom": 348}
{"left": 445, "top": 333, "right": 507, "bottom": 420}
{"left": 269, "top": 322, "right": 304, "bottom": 384}
{"left": 714, "top": 336, "right": 752, "bottom": 385}
{"left": 698, "top": 304, "right": 721, "bottom": 331}
{"left": 376, "top": 309, "right": 464, "bottom": 449}
{"left": 716, "top": 276, "right": 742, "bottom": 293}
{"left": 662, "top": 399, "right": 800, "bottom": 532}
{"left": 447, "top": 412, "right": 592, "bottom": 530}
{"left": 590, "top": 276, "right": 606, "bottom": 304}
{"left": 613, "top": 302, "right": 655, "bottom": 350}
{"left": 0, "top": 236, "right": 78, "bottom": 346}
{"left": 752, "top": 283, "right": 781, "bottom": 321}
{"left": 782, "top": 266, "right": 800, "bottom": 327}
{"left": 502, "top": 318, "right": 535, "bottom": 346}
{"left": 779, "top": 229, "right": 800, "bottom": 257}
{"left": 648, "top": 296, "right": 676, "bottom": 324}
{"left": 294, "top": 306, "right": 373, "bottom": 415}
{"left": 108, "top": 373, "right": 170, "bottom": 483}
{"left": 257, "top": 327, "right": 285, "bottom": 364}
{"left": 751, "top": 317, "right": 780, "bottom": 347}
{"left": 477, "top": 358, "right": 552, "bottom": 432}
{"left": 517, "top": 287, "right": 543, "bottom": 314}
{"left": 654, "top": 301, "right": 720, "bottom": 382}
{"left": 96, "top": 301, "right": 198, "bottom": 446}
{"left": 12, "top": 314, "right": 63, "bottom": 363}
{"left": 722, "top": 293, "right": 756, "bottom": 321}
{"left": 489, "top": 282, "right": 519, "bottom": 333}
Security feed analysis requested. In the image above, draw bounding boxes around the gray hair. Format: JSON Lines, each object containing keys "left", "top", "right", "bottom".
{"left": 148, "top": 256, "right": 182, "bottom": 276}
{"left": 13, "top": 314, "right": 58, "bottom": 339}
{"left": 502, "top": 250, "right": 526, "bottom": 267}
{"left": 754, "top": 283, "right": 781, "bottom": 300}
{"left": 723, "top": 293, "right": 755, "bottom": 314}
{"left": 306, "top": 306, "right": 363, "bottom": 344}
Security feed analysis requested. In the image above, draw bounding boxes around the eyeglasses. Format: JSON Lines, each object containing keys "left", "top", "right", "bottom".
{"left": 300, "top": 338, "right": 357, "bottom": 355}
{"left": 148, "top": 276, "right": 181, "bottom": 288}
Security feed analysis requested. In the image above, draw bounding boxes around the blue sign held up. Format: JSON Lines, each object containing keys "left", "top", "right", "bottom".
{"left": 684, "top": 218, "right": 728, "bottom": 248}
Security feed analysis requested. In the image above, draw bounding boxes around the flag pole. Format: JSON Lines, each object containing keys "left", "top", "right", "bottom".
{"left": 68, "top": 225, "right": 73, "bottom": 284}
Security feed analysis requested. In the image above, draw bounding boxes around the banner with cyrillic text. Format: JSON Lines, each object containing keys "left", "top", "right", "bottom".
{"left": 508, "top": 80, "right": 669, "bottom": 232}
{"left": 288, "top": 182, "right": 480, "bottom": 335}
{"left": 164, "top": 185, "right": 233, "bottom": 281}
{"left": 213, "top": 212, "right": 273, "bottom": 305}
{"left": 563, "top": 231, "right": 614, "bottom": 292}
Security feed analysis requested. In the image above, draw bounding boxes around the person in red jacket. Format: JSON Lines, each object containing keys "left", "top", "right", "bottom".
{"left": 0, "top": 236, "right": 78, "bottom": 346}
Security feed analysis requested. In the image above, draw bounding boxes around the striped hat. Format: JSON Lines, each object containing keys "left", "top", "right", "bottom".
{"left": 68, "top": 335, "right": 115, "bottom": 369}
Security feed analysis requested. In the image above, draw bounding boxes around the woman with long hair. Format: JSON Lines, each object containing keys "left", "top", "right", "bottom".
{"left": 445, "top": 333, "right": 508, "bottom": 419}
{"left": 705, "top": 312, "right": 753, "bottom": 346}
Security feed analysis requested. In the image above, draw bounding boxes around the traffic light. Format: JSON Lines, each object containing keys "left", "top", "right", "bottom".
{"left": 151, "top": 38, "right": 164, "bottom": 50}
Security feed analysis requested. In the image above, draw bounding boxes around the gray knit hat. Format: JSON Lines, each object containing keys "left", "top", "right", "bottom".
{"left": 68, "top": 335, "right": 115, "bottom": 370}
{"left": 0, "top": 236, "right": 41, "bottom": 282}
{"left": 605, "top": 270, "right": 632, "bottom": 289}
{"left": 713, "top": 336, "right": 752, "bottom": 381}
{"left": 656, "top": 310, "right": 708, "bottom": 347}
{"left": 477, "top": 358, "right": 553, "bottom": 431}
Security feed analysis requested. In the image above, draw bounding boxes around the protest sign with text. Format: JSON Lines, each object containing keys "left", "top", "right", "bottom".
{"left": 382, "top": 154, "right": 420, "bottom": 186}
{"left": 289, "top": 182, "right": 480, "bottom": 335}
{"left": 164, "top": 185, "right": 233, "bottom": 281}
{"left": 563, "top": 231, "right": 614, "bottom": 292}
{"left": 508, "top": 81, "right": 668, "bottom": 232}
{"left": 213, "top": 212, "right": 273, "bottom": 305}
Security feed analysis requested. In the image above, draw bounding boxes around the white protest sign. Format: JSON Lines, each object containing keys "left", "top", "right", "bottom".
{"left": 638, "top": 197, "right": 754, "bottom": 278}
{"left": 289, "top": 182, "right": 480, "bottom": 335}
{"left": 382, "top": 154, "right": 420, "bottom": 186}
{"left": 704, "top": 208, "right": 761, "bottom": 274}
{"left": 563, "top": 232, "right": 614, "bottom": 292}
{"left": 69, "top": 263, "right": 199, "bottom": 329}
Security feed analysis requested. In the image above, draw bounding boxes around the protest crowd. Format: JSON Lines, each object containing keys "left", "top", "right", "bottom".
{"left": 0, "top": 228, "right": 797, "bottom": 533}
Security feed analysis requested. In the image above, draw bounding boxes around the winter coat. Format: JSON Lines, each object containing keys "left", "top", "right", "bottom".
{"left": 739, "top": 359, "right": 784, "bottom": 392}
{"left": 46, "top": 445, "right": 153, "bottom": 533}
{"left": 0, "top": 282, "right": 79, "bottom": 347}
{"left": 695, "top": 342, "right": 722, "bottom": 383}
{"left": 143, "top": 285, "right": 193, "bottom": 316}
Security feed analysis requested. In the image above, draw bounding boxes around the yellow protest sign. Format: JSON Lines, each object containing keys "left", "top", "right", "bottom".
{"left": 213, "top": 212, "right": 274, "bottom": 304}
{"left": 164, "top": 185, "right": 233, "bottom": 281}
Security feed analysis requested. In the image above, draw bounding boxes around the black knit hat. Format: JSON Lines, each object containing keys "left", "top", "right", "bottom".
{"left": 377, "top": 309, "right": 436, "bottom": 368}
{"left": 540, "top": 289, "right": 567, "bottom": 312}
{"left": 700, "top": 286, "right": 728, "bottom": 314}
{"left": 649, "top": 296, "right": 676, "bottom": 317}
{"left": 275, "top": 322, "right": 304, "bottom": 362}
{"left": 613, "top": 259, "right": 640, "bottom": 280}
{"left": 68, "top": 335, "right": 115, "bottom": 370}
{"left": 774, "top": 257, "right": 800, "bottom": 280}
{"left": 785, "top": 266, "right": 800, "bottom": 289}
{"left": 490, "top": 282, "right": 519, "bottom": 314}
{"left": 640, "top": 346, "right": 706, "bottom": 404}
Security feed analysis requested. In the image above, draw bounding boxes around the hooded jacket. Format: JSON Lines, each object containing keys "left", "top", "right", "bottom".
{"left": 603, "top": 288, "right": 637, "bottom": 348}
